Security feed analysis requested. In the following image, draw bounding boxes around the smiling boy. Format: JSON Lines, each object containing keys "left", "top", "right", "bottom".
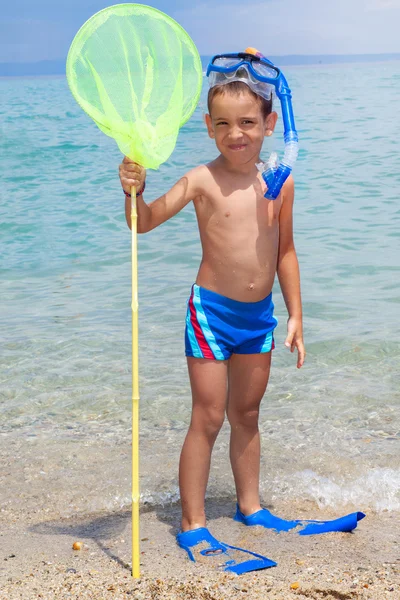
{"left": 119, "top": 52, "right": 305, "bottom": 567}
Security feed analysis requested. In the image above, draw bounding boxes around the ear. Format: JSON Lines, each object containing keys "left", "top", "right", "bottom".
{"left": 264, "top": 111, "right": 278, "bottom": 137}
{"left": 204, "top": 113, "right": 215, "bottom": 139}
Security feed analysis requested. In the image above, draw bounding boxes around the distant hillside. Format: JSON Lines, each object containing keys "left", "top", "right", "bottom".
{"left": 1, "top": 54, "right": 400, "bottom": 77}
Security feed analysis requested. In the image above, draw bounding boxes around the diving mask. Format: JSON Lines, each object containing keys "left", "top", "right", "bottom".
{"left": 207, "top": 53, "right": 279, "bottom": 101}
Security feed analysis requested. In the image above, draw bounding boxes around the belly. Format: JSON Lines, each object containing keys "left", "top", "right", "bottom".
{"left": 196, "top": 229, "right": 279, "bottom": 302}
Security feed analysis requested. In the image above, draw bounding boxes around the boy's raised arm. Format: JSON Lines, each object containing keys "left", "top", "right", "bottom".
{"left": 120, "top": 156, "right": 202, "bottom": 232}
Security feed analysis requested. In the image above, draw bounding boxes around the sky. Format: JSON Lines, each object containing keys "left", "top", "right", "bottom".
{"left": 1, "top": 0, "right": 400, "bottom": 63}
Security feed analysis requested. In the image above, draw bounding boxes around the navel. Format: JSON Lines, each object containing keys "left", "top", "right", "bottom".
{"left": 248, "top": 283, "right": 255, "bottom": 291}
{"left": 225, "top": 211, "right": 230, "bottom": 217}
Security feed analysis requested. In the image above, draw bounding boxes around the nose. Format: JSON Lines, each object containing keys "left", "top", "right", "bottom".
{"left": 228, "top": 124, "right": 244, "bottom": 140}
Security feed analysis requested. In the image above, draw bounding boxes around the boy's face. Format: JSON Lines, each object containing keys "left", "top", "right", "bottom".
{"left": 205, "top": 90, "right": 277, "bottom": 166}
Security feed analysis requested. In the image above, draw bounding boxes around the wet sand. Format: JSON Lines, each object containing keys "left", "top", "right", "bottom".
{"left": 1, "top": 499, "right": 398, "bottom": 599}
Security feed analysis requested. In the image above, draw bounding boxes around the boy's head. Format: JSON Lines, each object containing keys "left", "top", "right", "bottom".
{"left": 205, "top": 80, "right": 278, "bottom": 163}
{"left": 205, "top": 52, "right": 278, "bottom": 162}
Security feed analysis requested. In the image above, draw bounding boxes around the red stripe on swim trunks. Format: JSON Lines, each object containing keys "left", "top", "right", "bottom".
{"left": 189, "top": 288, "right": 215, "bottom": 359}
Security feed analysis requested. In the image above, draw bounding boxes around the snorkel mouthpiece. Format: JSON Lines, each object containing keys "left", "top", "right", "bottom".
{"left": 207, "top": 48, "right": 299, "bottom": 200}
{"left": 257, "top": 123, "right": 299, "bottom": 200}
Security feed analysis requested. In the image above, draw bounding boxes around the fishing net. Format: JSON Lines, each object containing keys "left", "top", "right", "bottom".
{"left": 66, "top": 3, "right": 202, "bottom": 168}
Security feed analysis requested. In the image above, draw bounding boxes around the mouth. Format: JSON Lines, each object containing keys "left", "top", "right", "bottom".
{"left": 228, "top": 144, "right": 247, "bottom": 151}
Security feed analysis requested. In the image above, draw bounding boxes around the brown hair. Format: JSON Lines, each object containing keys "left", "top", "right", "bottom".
{"left": 207, "top": 81, "right": 273, "bottom": 119}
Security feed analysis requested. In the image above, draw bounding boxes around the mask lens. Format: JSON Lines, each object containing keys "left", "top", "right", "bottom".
{"left": 212, "top": 56, "right": 243, "bottom": 70}
{"left": 252, "top": 61, "right": 279, "bottom": 80}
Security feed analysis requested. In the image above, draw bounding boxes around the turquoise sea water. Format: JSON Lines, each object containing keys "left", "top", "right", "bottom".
{"left": 1, "top": 63, "right": 399, "bottom": 517}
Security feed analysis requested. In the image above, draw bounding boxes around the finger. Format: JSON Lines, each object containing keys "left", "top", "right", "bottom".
{"left": 297, "top": 344, "right": 306, "bottom": 369}
{"left": 125, "top": 163, "right": 142, "bottom": 173}
{"left": 122, "top": 157, "right": 145, "bottom": 177}
{"left": 121, "top": 177, "right": 142, "bottom": 192}
{"left": 120, "top": 164, "right": 141, "bottom": 177}
{"left": 119, "top": 165, "right": 144, "bottom": 185}
{"left": 123, "top": 155, "right": 136, "bottom": 164}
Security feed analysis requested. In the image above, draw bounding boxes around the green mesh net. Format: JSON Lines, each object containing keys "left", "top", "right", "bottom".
{"left": 66, "top": 3, "right": 202, "bottom": 169}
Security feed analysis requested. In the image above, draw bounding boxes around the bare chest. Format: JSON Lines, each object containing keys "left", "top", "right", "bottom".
{"left": 195, "top": 187, "right": 281, "bottom": 233}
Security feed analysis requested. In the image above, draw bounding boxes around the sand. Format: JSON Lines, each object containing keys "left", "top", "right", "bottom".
{"left": 1, "top": 499, "right": 398, "bottom": 600}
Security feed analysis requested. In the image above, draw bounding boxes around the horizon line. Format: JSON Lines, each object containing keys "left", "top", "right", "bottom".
{"left": 1, "top": 51, "right": 400, "bottom": 65}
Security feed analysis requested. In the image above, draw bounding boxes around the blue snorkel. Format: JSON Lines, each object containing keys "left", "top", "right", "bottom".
{"left": 257, "top": 53, "right": 298, "bottom": 200}
{"left": 207, "top": 49, "right": 298, "bottom": 200}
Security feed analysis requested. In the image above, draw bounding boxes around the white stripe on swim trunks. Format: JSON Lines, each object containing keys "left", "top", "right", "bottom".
{"left": 192, "top": 286, "right": 225, "bottom": 360}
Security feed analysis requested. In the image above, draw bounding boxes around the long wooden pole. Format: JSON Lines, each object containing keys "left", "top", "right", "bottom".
{"left": 131, "top": 186, "right": 140, "bottom": 578}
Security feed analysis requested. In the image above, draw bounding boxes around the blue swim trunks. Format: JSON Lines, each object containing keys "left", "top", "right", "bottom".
{"left": 185, "top": 284, "right": 278, "bottom": 360}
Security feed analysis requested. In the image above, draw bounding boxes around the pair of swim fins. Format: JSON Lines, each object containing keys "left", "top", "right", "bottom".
{"left": 177, "top": 506, "right": 366, "bottom": 574}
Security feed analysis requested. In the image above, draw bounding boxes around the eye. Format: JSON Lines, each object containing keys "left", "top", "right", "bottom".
{"left": 242, "top": 119, "right": 254, "bottom": 125}
{"left": 216, "top": 121, "right": 228, "bottom": 126}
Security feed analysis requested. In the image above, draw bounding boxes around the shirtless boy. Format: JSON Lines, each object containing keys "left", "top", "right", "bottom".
{"left": 119, "top": 50, "right": 306, "bottom": 569}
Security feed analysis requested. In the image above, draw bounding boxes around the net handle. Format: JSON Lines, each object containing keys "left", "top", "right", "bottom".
{"left": 131, "top": 185, "right": 140, "bottom": 578}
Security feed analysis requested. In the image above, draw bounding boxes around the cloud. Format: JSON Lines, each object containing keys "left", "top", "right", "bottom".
{"left": 367, "top": 0, "right": 400, "bottom": 9}
{"left": 175, "top": 0, "right": 400, "bottom": 55}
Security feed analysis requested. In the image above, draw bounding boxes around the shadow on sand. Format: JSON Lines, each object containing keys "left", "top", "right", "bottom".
{"left": 28, "top": 496, "right": 276, "bottom": 569}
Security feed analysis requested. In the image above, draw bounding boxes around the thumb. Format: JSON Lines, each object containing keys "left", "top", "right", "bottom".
{"left": 285, "top": 333, "right": 294, "bottom": 349}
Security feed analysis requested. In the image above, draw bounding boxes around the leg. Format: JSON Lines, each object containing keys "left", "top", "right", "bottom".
{"left": 226, "top": 352, "right": 272, "bottom": 516}
{"left": 179, "top": 357, "right": 228, "bottom": 531}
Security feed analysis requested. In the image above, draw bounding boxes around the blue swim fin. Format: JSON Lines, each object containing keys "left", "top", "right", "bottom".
{"left": 234, "top": 505, "right": 366, "bottom": 535}
{"left": 176, "top": 527, "right": 276, "bottom": 574}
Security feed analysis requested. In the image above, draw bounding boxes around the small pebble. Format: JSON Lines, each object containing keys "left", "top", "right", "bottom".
{"left": 290, "top": 582, "right": 300, "bottom": 590}
{"left": 72, "top": 541, "right": 83, "bottom": 551}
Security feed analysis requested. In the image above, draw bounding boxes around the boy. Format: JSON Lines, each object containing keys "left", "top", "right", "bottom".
{"left": 119, "top": 51, "right": 305, "bottom": 565}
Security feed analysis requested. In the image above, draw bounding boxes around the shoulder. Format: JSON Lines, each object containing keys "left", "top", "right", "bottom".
{"left": 180, "top": 164, "right": 213, "bottom": 196}
{"left": 184, "top": 164, "right": 210, "bottom": 182}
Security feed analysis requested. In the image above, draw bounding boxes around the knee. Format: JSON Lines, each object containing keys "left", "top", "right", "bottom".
{"left": 227, "top": 407, "right": 260, "bottom": 431}
{"left": 191, "top": 406, "right": 225, "bottom": 440}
